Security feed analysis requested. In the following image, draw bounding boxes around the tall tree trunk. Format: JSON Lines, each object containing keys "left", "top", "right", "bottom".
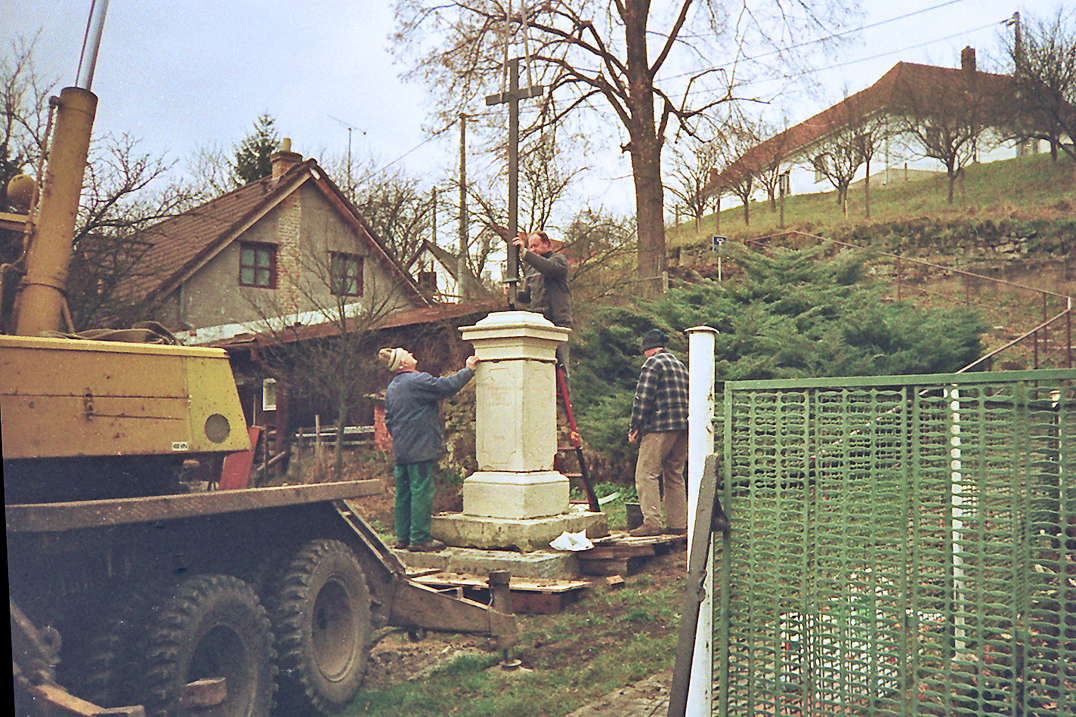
{"left": 624, "top": 0, "right": 666, "bottom": 297}
{"left": 630, "top": 142, "right": 666, "bottom": 296}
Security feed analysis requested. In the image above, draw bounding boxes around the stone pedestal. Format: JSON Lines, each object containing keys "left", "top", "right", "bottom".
{"left": 461, "top": 311, "right": 570, "bottom": 519}
{"left": 431, "top": 311, "right": 607, "bottom": 551}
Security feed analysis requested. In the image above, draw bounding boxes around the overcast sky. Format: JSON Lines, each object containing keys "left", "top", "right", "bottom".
{"left": 1, "top": 0, "right": 1060, "bottom": 219}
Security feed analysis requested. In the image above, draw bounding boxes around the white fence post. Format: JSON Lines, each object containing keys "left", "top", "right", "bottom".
{"left": 687, "top": 326, "right": 718, "bottom": 715}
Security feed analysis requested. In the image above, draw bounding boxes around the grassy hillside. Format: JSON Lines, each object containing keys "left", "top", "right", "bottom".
{"left": 664, "top": 152, "right": 1076, "bottom": 371}
{"left": 668, "top": 152, "right": 1076, "bottom": 248}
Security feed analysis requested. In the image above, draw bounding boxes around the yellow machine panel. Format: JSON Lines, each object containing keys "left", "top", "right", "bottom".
{"left": 0, "top": 335, "right": 251, "bottom": 460}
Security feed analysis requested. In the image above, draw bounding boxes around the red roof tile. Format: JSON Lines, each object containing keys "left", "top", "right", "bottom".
{"left": 210, "top": 298, "right": 505, "bottom": 351}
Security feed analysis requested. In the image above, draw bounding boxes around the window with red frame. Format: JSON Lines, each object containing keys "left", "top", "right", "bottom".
{"left": 330, "top": 252, "right": 363, "bottom": 297}
{"left": 239, "top": 243, "right": 276, "bottom": 288}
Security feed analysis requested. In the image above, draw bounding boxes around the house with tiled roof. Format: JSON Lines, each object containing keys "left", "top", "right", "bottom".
{"left": 122, "top": 140, "right": 433, "bottom": 345}
{"left": 115, "top": 142, "right": 494, "bottom": 477}
{"left": 704, "top": 47, "right": 1024, "bottom": 200}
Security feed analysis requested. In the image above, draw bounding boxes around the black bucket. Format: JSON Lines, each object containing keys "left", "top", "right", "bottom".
{"left": 625, "top": 502, "right": 643, "bottom": 531}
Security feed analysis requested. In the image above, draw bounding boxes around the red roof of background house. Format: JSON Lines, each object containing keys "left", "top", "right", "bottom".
{"left": 703, "top": 57, "right": 1017, "bottom": 195}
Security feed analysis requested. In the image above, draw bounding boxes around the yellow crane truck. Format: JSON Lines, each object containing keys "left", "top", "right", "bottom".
{"left": 3, "top": 11, "right": 515, "bottom": 717}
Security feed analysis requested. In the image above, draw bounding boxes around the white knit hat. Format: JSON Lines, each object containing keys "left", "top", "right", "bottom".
{"left": 378, "top": 347, "right": 405, "bottom": 372}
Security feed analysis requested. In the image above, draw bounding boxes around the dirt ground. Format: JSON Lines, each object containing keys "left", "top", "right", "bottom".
{"left": 346, "top": 475, "right": 688, "bottom": 695}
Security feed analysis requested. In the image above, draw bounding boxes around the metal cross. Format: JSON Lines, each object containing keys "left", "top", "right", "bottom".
{"left": 486, "top": 57, "right": 543, "bottom": 307}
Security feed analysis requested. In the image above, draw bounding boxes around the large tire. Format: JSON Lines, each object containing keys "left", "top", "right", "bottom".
{"left": 136, "top": 574, "right": 276, "bottom": 717}
{"left": 67, "top": 582, "right": 161, "bottom": 708}
{"left": 270, "top": 539, "right": 372, "bottom": 714}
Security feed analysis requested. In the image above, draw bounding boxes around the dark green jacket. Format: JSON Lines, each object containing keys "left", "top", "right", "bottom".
{"left": 518, "top": 250, "right": 572, "bottom": 327}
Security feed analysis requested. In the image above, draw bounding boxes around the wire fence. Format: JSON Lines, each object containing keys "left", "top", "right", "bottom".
{"left": 717, "top": 369, "right": 1076, "bottom": 716}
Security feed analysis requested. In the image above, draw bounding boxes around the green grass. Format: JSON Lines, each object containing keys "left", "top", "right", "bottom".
{"left": 345, "top": 567, "right": 684, "bottom": 717}
{"left": 669, "top": 152, "right": 1075, "bottom": 247}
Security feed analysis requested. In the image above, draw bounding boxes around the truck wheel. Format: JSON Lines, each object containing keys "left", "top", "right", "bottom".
{"left": 137, "top": 574, "right": 276, "bottom": 717}
{"left": 270, "top": 539, "right": 371, "bottom": 714}
{"left": 70, "top": 583, "right": 160, "bottom": 707}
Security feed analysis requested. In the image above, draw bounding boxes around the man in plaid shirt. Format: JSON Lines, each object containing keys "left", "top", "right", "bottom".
{"left": 627, "top": 329, "right": 690, "bottom": 537}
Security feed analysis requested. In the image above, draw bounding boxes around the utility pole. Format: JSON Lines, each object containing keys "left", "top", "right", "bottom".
{"left": 458, "top": 113, "right": 470, "bottom": 300}
{"left": 486, "top": 58, "right": 543, "bottom": 307}
{"left": 1007, "top": 12, "right": 1024, "bottom": 74}
{"left": 431, "top": 186, "right": 437, "bottom": 248}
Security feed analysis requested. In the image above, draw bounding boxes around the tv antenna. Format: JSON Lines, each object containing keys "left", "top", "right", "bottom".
{"left": 328, "top": 115, "right": 365, "bottom": 193}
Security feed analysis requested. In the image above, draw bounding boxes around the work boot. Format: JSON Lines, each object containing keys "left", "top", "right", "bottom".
{"left": 408, "top": 539, "right": 446, "bottom": 552}
{"left": 393, "top": 541, "right": 409, "bottom": 550}
{"left": 665, "top": 528, "right": 687, "bottom": 536}
{"left": 628, "top": 522, "right": 663, "bottom": 537}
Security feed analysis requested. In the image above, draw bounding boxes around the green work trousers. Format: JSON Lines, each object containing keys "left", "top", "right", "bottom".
{"left": 394, "top": 460, "right": 436, "bottom": 544}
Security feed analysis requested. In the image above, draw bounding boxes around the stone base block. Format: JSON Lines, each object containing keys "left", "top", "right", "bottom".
{"left": 392, "top": 546, "right": 582, "bottom": 580}
{"left": 463, "top": 470, "right": 569, "bottom": 519}
{"left": 431, "top": 509, "right": 608, "bottom": 552}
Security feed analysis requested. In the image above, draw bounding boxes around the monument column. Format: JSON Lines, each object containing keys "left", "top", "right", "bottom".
{"left": 460, "top": 310, "right": 570, "bottom": 519}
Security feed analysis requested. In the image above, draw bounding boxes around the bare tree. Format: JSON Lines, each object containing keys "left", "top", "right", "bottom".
{"left": 754, "top": 119, "right": 794, "bottom": 213}
{"left": 1, "top": 36, "right": 53, "bottom": 206}
{"left": 184, "top": 142, "right": 240, "bottom": 199}
{"left": 68, "top": 134, "right": 203, "bottom": 328}
{"left": 892, "top": 70, "right": 985, "bottom": 204}
{"left": 804, "top": 97, "right": 871, "bottom": 216}
{"left": 518, "top": 124, "right": 575, "bottom": 233}
{"left": 1000, "top": 9, "right": 1076, "bottom": 166}
{"left": 563, "top": 205, "right": 637, "bottom": 310}
{"left": 1, "top": 39, "right": 205, "bottom": 330}
{"left": 347, "top": 167, "right": 432, "bottom": 264}
{"left": 244, "top": 226, "right": 411, "bottom": 482}
{"left": 714, "top": 115, "right": 761, "bottom": 226}
{"left": 851, "top": 113, "right": 889, "bottom": 220}
{"left": 393, "top": 0, "right": 852, "bottom": 295}
{"left": 666, "top": 137, "right": 719, "bottom": 231}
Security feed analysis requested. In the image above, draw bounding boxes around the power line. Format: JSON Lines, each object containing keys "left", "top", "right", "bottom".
{"left": 661, "top": 0, "right": 978, "bottom": 85}
{"left": 731, "top": 0, "right": 971, "bottom": 66}
{"left": 729, "top": 19, "right": 1003, "bottom": 98}
{"left": 674, "top": 17, "right": 1003, "bottom": 103}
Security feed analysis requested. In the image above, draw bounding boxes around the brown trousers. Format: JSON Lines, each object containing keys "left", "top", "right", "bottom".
{"left": 634, "top": 430, "right": 688, "bottom": 530}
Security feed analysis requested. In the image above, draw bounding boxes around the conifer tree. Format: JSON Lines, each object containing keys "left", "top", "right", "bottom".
{"left": 232, "top": 113, "right": 279, "bottom": 184}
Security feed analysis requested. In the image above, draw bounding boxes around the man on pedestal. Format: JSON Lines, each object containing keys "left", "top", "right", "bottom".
{"left": 512, "top": 230, "right": 572, "bottom": 371}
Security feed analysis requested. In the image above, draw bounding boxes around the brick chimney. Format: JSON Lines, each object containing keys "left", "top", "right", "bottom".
{"left": 961, "top": 46, "right": 976, "bottom": 75}
{"left": 271, "top": 137, "right": 303, "bottom": 314}
{"left": 271, "top": 138, "right": 303, "bottom": 183}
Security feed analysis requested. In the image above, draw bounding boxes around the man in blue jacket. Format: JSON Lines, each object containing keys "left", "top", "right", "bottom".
{"left": 379, "top": 347, "right": 479, "bottom": 552}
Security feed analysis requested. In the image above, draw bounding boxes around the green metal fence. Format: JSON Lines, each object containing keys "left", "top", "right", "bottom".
{"left": 717, "top": 370, "right": 1075, "bottom": 717}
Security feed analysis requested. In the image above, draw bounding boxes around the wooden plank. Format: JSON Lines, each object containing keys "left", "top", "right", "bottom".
{"left": 410, "top": 572, "right": 591, "bottom": 614}
{"left": 577, "top": 555, "right": 647, "bottom": 576}
{"left": 413, "top": 572, "right": 590, "bottom": 593}
{"left": 592, "top": 533, "right": 678, "bottom": 547}
{"left": 510, "top": 590, "right": 581, "bottom": 614}
{"left": 584, "top": 543, "right": 657, "bottom": 559}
